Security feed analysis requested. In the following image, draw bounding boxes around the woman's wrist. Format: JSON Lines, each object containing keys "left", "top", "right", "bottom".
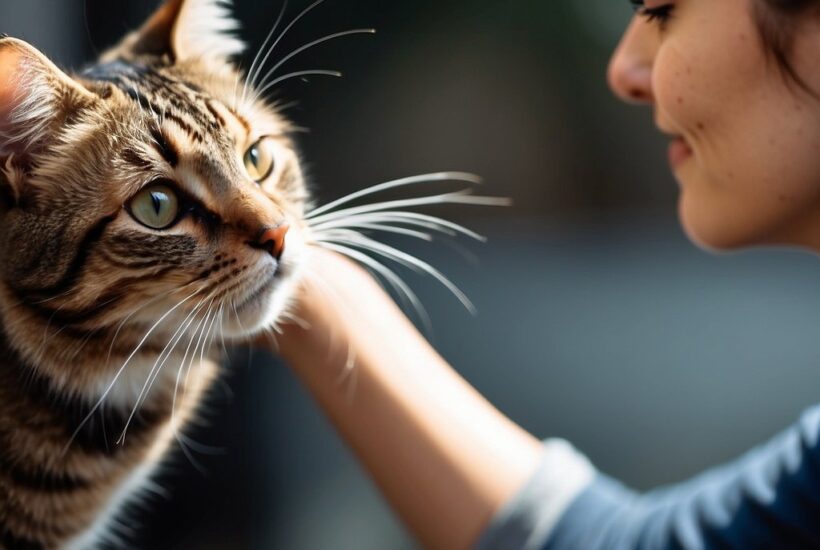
{"left": 271, "top": 249, "right": 544, "bottom": 549}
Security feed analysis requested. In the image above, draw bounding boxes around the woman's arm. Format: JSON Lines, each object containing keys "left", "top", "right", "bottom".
{"left": 275, "top": 251, "right": 820, "bottom": 550}
{"left": 274, "top": 249, "right": 545, "bottom": 550}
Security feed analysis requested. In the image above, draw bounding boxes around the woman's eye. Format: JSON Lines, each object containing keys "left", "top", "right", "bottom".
{"left": 630, "top": 1, "right": 674, "bottom": 26}
{"left": 130, "top": 183, "right": 180, "bottom": 230}
{"left": 243, "top": 138, "right": 276, "bottom": 182}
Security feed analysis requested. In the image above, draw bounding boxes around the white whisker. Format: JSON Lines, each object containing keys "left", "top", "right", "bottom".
{"left": 306, "top": 172, "right": 482, "bottom": 220}
{"left": 242, "top": 0, "right": 290, "bottom": 106}
{"left": 313, "top": 211, "right": 487, "bottom": 242}
{"left": 254, "top": 70, "right": 342, "bottom": 98}
{"left": 322, "top": 232, "right": 477, "bottom": 315}
{"left": 316, "top": 242, "right": 432, "bottom": 333}
{"left": 63, "top": 287, "right": 203, "bottom": 454}
{"left": 119, "top": 295, "right": 213, "bottom": 444}
{"left": 307, "top": 191, "right": 511, "bottom": 226}
{"left": 317, "top": 221, "right": 433, "bottom": 241}
{"left": 254, "top": 28, "right": 375, "bottom": 96}
{"left": 243, "top": 0, "right": 329, "bottom": 105}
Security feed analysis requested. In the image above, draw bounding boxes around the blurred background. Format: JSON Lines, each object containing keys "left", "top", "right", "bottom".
{"left": 5, "top": 0, "right": 820, "bottom": 548}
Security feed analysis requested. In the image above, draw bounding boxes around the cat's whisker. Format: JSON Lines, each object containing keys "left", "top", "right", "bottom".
{"left": 171, "top": 302, "right": 212, "bottom": 439}
{"left": 182, "top": 303, "right": 223, "bottom": 459}
{"left": 140, "top": 296, "right": 212, "bottom": 410}
{"left": 299, "top": 270, "right": 360, "bottom": 401}
{"left": 170, "top": 303, "right": 214, "bottom": 472}
{"left": 241, "top": 0, "right": 290, "bottom": 107}
{"left": 105, "top": 283, "right": 195, "bottom": 367}
{"left": 305, "top": 172, "right": 483, "bottom": 220}
{"left": 316, "top": 221, "right": 434, "bottom": 241}
{"left": 63, "top": 288, "right": 203, "bottom": 455}
{"left": 119, "top": 295, "right": 213, "bottom": 444}
{"left": 306, "top": 191, "right": 512, "bottom": 226}
{"left": 230, "top": 296, "right": 247, "bottom": 337}
{"left": 312, "top": 211, "right": 488, "bottom": 242}
{"left": 321, "top": 231, "right": 477, "bottom": 315}
{"left": 38, "top": 292, "right": 127, "bottom": 355}
{"left": 242, "top": 0, "right": 329, "bottom": 106}
{"left": 264, "top": 328, "right": 281, "bottom": 354}
{"left": 254, "top": 69, "right": 343, "bottom": 99}
{"left": 254, "top": 28, "right": 375, "bottom": 98}
{"left": 315, "top": 242, "right": 432, "bottom": 333}
{"left": 217, "top": 303, "right": 230, "bottom": 357}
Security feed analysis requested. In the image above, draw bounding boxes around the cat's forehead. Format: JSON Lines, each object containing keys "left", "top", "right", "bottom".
{"left": 84, "top": 58, "right": 288, "bottom": 143}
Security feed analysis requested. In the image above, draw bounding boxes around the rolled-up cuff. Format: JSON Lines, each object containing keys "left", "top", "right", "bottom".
{"left": 474, "top": 438, "right": 596, "bottom": 550}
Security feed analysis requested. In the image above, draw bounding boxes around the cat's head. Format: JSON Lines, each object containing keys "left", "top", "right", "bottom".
{"left": 0, "top": 0, "right": 310, "bottom": 355}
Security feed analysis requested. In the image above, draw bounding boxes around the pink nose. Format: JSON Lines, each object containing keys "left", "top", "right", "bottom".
{"left": 254, "top": 224, "right": 289, "bottom": 260}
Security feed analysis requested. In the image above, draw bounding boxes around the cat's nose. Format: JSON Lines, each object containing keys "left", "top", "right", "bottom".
{"left": 252, "top": 224, "right": 289, "bottom": 260}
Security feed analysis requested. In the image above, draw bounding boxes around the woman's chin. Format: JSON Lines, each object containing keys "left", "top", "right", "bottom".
{"left": 678, "top": 194, "right": 751, "bottom": 253}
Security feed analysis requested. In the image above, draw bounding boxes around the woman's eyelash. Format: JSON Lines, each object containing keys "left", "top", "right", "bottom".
{"left": 629, "top": 1, "right": 674, "bottom": 25}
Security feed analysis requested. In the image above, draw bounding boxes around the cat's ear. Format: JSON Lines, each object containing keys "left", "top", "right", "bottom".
{"left": 0, "top": 38, "right": 97, "bottom": 163}
{"left": 106, "top": 0, "right": 244, "bottom": 64}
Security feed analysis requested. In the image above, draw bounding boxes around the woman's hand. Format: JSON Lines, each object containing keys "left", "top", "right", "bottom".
{"left": 271, "top": 248, "right": 544, "bottom": 550}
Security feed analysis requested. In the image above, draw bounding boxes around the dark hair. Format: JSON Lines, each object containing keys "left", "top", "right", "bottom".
{"left": 754, "top": 0, "right": 819, "bottom": 93}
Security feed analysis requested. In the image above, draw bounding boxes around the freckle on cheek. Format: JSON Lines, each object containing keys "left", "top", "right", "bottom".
{"left": 696, "top": 122, "right": 704, "bottom": 130}
{"left": 677, "top": 96, "right": 684, "bottom": 105}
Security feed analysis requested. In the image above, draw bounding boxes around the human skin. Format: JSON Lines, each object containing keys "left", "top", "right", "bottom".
{"left": 609, "top": 0, "right": 820, "bottom": 252}
{"left": 275, "top": 1, "right": 820, "bottom": 548}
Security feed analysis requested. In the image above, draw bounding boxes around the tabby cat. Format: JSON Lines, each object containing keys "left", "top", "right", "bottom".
{"left": 0, "top": 1, "right": 309, "bottom": 547}
{"left": 0, "top": 0, "right": 494, "bottom": 547}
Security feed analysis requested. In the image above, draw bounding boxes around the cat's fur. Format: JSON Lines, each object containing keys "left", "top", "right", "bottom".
{"left": 0, "top": 1, "right": 310, "bottom": 547}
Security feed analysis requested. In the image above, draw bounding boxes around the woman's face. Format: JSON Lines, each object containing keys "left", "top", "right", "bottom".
{"left": 609, "top": 0, "right": 820, "bottom": 251}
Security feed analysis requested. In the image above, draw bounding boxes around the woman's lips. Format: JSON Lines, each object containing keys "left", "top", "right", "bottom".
{"left": 668, "top": 136, "right": 693, "bottom": 168}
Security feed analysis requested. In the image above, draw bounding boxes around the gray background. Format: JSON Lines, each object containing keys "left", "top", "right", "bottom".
{"left": 3, "top": 1, "right": 819, "bottom": 548}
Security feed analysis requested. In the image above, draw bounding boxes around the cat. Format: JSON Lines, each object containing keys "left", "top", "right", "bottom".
{"left": 0, "top": 0, "right": 309, "bottom": 547}
{"left": 0, "top": 0, "right": 497, "bottom": 547}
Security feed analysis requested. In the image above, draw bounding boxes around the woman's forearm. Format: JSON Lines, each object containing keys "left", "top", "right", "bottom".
{"left": 276, "top": 251, "right": 543, "bottom": 550}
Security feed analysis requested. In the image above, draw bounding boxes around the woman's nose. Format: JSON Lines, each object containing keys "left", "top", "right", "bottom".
{"left": 607, "top": 17, "right": 657, "bottom": 105}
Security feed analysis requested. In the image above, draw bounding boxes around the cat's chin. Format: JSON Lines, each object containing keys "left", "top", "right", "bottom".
{"left": 219, "top": 271, "right": 299, "bottom": 341}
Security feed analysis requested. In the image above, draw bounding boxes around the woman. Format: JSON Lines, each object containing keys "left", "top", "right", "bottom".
{"left": 275, "top": 0, "right": 820, "bottom": 548}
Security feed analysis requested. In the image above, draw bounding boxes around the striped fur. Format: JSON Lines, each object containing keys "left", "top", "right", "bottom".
{"left": 0, "top": 1, "right": 310, "bottom": 547}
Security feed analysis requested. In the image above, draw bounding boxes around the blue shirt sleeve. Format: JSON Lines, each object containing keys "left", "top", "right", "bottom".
{"left": 479, "top": 405, "right": 820, "bottom": 550}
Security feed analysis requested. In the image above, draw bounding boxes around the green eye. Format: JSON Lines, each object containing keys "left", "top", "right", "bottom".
{"left": 243, "top": 138, "right": 276, "bottom": 182}
{"left": 130, "top": 183, "right": 179, "bottom": 230}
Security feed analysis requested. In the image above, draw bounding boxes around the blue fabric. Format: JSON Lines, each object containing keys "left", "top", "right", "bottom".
{"left": 543, "top": 405, "right": 820, "bottom": 549}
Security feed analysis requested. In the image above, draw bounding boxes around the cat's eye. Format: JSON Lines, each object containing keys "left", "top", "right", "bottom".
{"left": 243, "top": 138, "right": 276, "bottom": 182}
{"left": 130, "top": 183, "right": 180, "bottom": 230}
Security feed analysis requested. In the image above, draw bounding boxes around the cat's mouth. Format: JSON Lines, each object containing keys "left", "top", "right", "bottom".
{"left": 233, "top": 268, "right": 279, "bottom": 315}
{"left": 218, "top": 253, "right": 299, "bottom": 339}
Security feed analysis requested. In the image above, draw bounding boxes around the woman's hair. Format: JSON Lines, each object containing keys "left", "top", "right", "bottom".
{"left": 754, "top": 0, "right": 819, "bottom": 92}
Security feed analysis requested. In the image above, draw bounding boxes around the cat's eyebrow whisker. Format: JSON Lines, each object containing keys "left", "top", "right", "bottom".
{"left": 314, "top": 242, "right": 432, "bottom": 333}
{"left": 307, "top": 191, "right": 512, "bottom": 226}
{"left": 242, "top": 0, "right": 328, "bottom": 106}
{"left": 305, "top": 172, "right": 483, "bottom": 220}
{"left": 254, "top": 69, "right": 342, "bottom": 99}
{"left": 253, "top": 28, "right": 375, "bottom": 99}
{"left": 241, "top": 0, "right": 290, "bottom": 107}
